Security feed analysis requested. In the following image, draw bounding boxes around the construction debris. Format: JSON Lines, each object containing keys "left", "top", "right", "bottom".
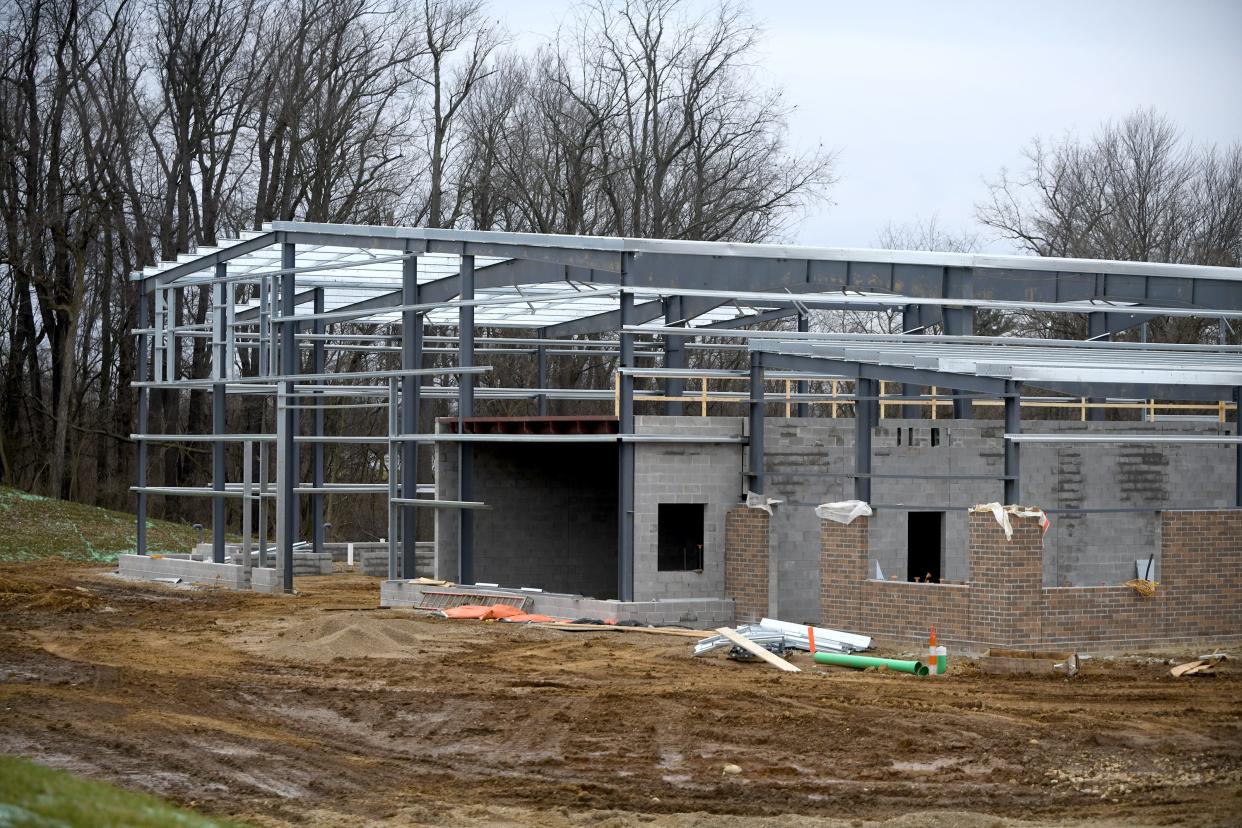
{"left": 714, "top": 627, "right": 801, "bottom": 672}
{"left": 1171, "top": 654, "right": 1226, "bottom": 677}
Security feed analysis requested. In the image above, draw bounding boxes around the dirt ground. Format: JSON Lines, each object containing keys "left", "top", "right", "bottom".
{"left": 1, "top": 563, "right": 1239, "bottom": 827}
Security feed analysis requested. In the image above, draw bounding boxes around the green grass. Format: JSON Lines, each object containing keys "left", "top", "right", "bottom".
{"left": 0, "top": 486, "right": 199, "bottom": 564}
{"left": 0, "top": 755, "right": 253, "bottom": 827}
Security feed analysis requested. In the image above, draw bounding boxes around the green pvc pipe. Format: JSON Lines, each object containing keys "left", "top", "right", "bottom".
{"left": 813, "top": 651, "right": 929, "bottom": 676}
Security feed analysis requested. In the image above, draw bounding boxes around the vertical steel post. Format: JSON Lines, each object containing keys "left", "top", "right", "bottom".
{"left": 618, "top": 261, "right": 636, "bottom": 602}
{"left": 748, "top": 352, "right": 765, "bottom": 494}
{"left": 1086, "top": 312, "right": 1108, "bottom": 422}
{"left": 943, "top": 306, "right": 973, "bottom": 418}
{"left": 796, "top": 312, "right": 810, "bottom": 418}
{"left": 1235, "top": 387, "right": 1241, "bottom": 508}
{"left": 258, "top": 275, "right": 269, "bottom": 377}
{"left": 242, "top": 439, "right": 253, "bottom": 578}
{"left": 536, "top": 326, "right": 549, "bottom": 417}
{"left": 387, "top": 377, "right": 398, "bottom": 579}
{"left": 901, "top": 304, "right": 923, "bottom": 419}
{"left": 278, "top": 241, "right": 297, "bottom": 592}
{"left": 854, "top": 377, "right": 874, "bottom": 503}
{"left": 136, "top": 289, "right": 150, "bottom": 555}
{"left": 312, "top": 288, "right": 326, "bottom": 556}
{"left": 458, "top": 254, "right": 475, "bottom": 584}
{"left": 211, "top": 263, "right": 227, "bottom": 564}
{"left": 1004, "top": 381, "right": 1021, "bottom": 505}
{"left": 401, "top": 253, "right": 420, "bottom": 578}
{"left": 258, "top": 440, "right": 268, "bottom": 568}
{"left": 663, "top": 296, "right": 685, "bottom": 416}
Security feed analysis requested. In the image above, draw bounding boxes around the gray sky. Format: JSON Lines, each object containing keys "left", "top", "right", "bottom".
{"left": 498, "top": 0, "right": 1242, "bottom": 251}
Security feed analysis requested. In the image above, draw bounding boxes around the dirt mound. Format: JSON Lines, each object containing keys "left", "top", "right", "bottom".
{"left": 257, "top": 615, "right": 426, "bottom": 661}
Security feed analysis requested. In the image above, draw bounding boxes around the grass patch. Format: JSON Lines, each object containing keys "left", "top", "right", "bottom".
{"left": 0, "top": 486, "right": 199, "bottom": 564}
{"left": 0, "top": 755, "right": 252, "bottom": 827}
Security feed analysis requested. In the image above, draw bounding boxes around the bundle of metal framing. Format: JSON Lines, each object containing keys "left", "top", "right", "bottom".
{"left": 693, "top": 622, "right": 867, "bottom": 657}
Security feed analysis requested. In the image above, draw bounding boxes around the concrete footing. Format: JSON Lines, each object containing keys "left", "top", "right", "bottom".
{"left": 379, "top": 580, "right": 734, "bottom": 628}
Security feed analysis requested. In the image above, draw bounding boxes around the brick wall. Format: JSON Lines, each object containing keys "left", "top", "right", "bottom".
{"left": 724, "top": 506, "right": 770, "bottom": 623}
{"left": 819, "top": 509, "right": 1242, "bottom": 651}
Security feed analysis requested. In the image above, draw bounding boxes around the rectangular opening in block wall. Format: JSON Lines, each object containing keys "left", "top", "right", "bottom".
{"left": 907, "top": 511, "right": 943, "bottom": 583}
{"left": 658, "top": 503, "right": 705, "bottom": 571}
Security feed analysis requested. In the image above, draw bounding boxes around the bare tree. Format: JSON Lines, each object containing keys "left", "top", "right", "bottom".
{"left": 978, "top": 109, "right": 1242, "bottom": 343}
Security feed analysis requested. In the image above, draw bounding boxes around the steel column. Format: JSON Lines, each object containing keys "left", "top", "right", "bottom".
{"left": 1004, "top": 380, "right": 1021, "bottom": 505}
{"left": 311, "top": 288, "right": 326, "bottom": 557}
{"left": 458, "top": 254, "right": 475, "bottom": 584}
{"left": 618, "top": 257, "right": 636, "bottom": 602}
{"left": 901, "top": 304, "right": 923, "bottom": 419}
{"left": 536, "top": 326, "right": 549, "bottom": 416}
{"left": 1086, "top": 312, "right": 1108, "bottom": 421}
{"left": 749, "top": 352, "right": 765, "bottom": 494}
{"left": 401, "top": 254, "right": 420, "bottom": 578}
{"left": 855, "top": 377, "right": 874, "bottom": 503}
{"left": 278, "top": 241, "right": 297, "bottom": 592}
{"left": 663, "top": 296, "right": 685, "bottom": 416}
{"left": 1236, "top": 387, "right": 1241, "bottom": 508}
{"left": 943, "top": 306, "right": 974, "bottom": 418}
{"left": 211, "top": 263, "right": 227, "bottom": 564}
{"left": 136, "top": 290, "right": 150, "bottom": 555}
{"left": 796, "top": 312, "right": 810, "bottom": 418}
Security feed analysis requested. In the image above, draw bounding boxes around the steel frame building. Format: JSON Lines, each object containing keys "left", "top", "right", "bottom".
{"left": 130, "top": 222, "right": 1242, "bottom": 597}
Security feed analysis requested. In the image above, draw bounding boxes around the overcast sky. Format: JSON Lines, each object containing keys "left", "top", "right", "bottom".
{"left": 498, "top": 0, "right": 1242, "bottom": 251}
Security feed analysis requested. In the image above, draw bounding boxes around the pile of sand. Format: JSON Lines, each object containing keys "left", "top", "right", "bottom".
{"left": 258, "top": 615, "right": 426, "bottom": 661}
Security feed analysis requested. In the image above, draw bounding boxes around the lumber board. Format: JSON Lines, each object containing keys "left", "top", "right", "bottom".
{"left": 715, "top": 626, "right": 801, "bottom": 672}
{"left": 534, "top": 623, "right": 708, "bottom": 638}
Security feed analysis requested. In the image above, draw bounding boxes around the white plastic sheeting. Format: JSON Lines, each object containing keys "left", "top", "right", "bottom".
{"left": 814, "top": 499, "right": 873, "bottom": 524}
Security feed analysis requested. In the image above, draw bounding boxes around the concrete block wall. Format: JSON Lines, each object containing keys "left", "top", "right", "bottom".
{"left": 724, "top": 506, "right": 770, "bottom": 623}
{"left": 379, "top": 580, "right": 734, "bottom": 629}
{"left": 250, "top": 566, "right": 281, "bottom": 594}
{"left": 1024, "top": 421, "right": 1235, "bottom": 587}
{"left": 117, "top": 555, "right": 247, "bottom": 590}
{"left": 818, "top": 510, "right": 1242, "bottom": 651}
{"left": 355, "top": 542, "right": 434, "bottom": 578}
{"left": 633, "top": 417, "right": 744, "bottom": 601}
{"left": 435, "top": 441, "right": 618, "bottom": 597}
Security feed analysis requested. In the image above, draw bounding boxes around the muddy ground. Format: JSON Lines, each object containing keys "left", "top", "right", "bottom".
{"left": 1, "top": 562, "right": 1239, "bottom": 827}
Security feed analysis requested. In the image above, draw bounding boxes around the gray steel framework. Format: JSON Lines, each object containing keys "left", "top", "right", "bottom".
{"left": 129, "top": 222, "right": 1242, "bottom": 596}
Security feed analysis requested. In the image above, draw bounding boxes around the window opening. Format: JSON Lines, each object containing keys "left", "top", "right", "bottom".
{"left": 907, "top": 511, "right": 943, "bottom": 583}
{"left": 658, "top": 503, "right": 705, "bottom": 571}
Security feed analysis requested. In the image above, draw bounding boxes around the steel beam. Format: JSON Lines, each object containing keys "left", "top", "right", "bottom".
{"left": 900, "top": 304, "right": 923, "bottom": 418}
{"left": 212, "top": 263, "right": 227, "bottom": 563}
{"left": 312, "top": 288, "right": 326, "bottom": 556}
{"left": 1236, "top": 386, "right": 1242, "bottom": 509}
{"left": 278, "top": 241, "right": 297, "bottom": 592}
{"left": 536, "top": 326, "right": 549, "bottom": 416}
{"left": 943, "top": 306, "right": 974, "bottom": 418}
{"left": 796, "top": 312, "right": 810, "bottom": 417}
{"left": 401, "top": 253, "right": 421, "bottom": 578}
{"left": 458, "top": 254, "right": 475, "bottom": 585}
{"left": 664, "top": 296, "right": 686, "bottom": 415}
{"left": 749, "top": 352, "right": 765, "bottom": 494}
{"left": 1087, "top": 312, "right": 1108, "bottom": 421}
{"left": 855, "top": 377, "right": 874, "bottom": 503}
{"left": 136, "top": 291, "right": 150, "bottom": 555}
{"left": 618, "top": 257, "right": 636, "bottom": 602}
{"left": 1004, "top": 381, "right": 1021, "bottom": 505}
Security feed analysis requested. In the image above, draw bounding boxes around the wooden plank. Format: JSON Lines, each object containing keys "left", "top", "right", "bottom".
{"left": 534, "top": 623, "right": 708, "bottom": 638}
{"left": 715, "top": 626, "right": 801, "bottom": 672}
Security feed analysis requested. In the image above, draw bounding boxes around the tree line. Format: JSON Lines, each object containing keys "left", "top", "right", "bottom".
{"left": 2, "top": 0, "right": 1239, "bottom": 530}
{"left": 0, "top": 0, "right": 833, "bottom": 514}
